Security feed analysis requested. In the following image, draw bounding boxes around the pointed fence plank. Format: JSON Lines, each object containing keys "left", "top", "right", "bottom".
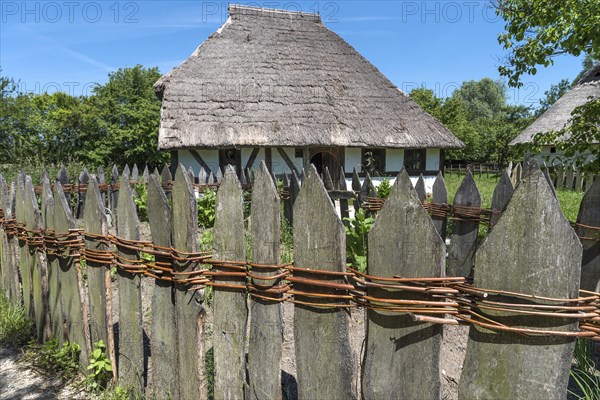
{"left": 338, "top": 166, "right": 347, "bottom": 191}
{"left": 116, "top": 170, "right": 144, "bottom": 390}
{"left": 198, "top": 168, "right": 207, "bottom": 184}
{"left": 352, "top": 168, "right": 361, "bottom": 192}
{"left": 76, "top": 170, "right": 89, "bottom": 219}
{"left": 110, "top": 165, "right": 119, "bottom": 216}
{"left": 576, "top": 170, "right": 585, "bottom": 191}
{"left": 362, "top": 170, "right": 444, "bottom": 399}
{"left": 147, "top": 174, "right": 178, "bottom": 399}
{"left": 490, "top": 170, "right": 514, "bottom": 228}
{"left": 142, "top": 166, "right": 149, "bottom": 184}
{"left": 577, "top": 178, "right": 600, "bottom": 291}
{"left": 4, "top": 182, "right": 19, "bottom": 303}
{"left": 415, "top": 174, "right": 426, "bottom": 201}
{"left": 0, "top": 176, "right": 14, "bottom": 299}
{"left": 83, "top": 179, "right": 112, "bottom": 360}
{"left": 248, "top": 162, "right": 283, "bottom": 400}
{"left": 459, "top": 169, "right": 582, "bottom": 399}
{"left": 431, "top": 172, "right": 448, "bottom": 241}
{"left": 16, "top": 173, "right": 33, "bottom": 318}
{"left": 54, "top": 181, "right": 89, "bottom": 367}
{"left": 447, "top": 171, "right": 481, "bottom": 277}
{"left": 25, "top": 176, "right": 47, "bottom": 341}
{"left": 172, "top": 164, "right": 203, "bottom": 399}
{"left": 215, "top": 168, "right": 223, "bottom": 183}
{"left": 213, "top": 166, "right": 248, "bottom": 399}
{"left": 556, "top": 167, "right": 565, "bottom": 189}
{"left": 97, "top": 167, "right": 106, "bottom": 209}
{"left": 293, "top": 165, "right": 354, "bottom": 400}
{"left": 161, "top": 164, "right": 172, "bottom": 200}
{"left": 131, "top": 164, "right": 139, "bottom": 182}
{"left": 323, "top": 166, "right": 334, "bottom": 191}
{"left": 565, "top": 165, "right": 575, "bottom": 190}
{"left": 510, "top": 162, "right": 522, "bottom": 188}
{"left": 207, "top": 172, "right": 215, "bottom": 185}
{"left": 360, "top": 172, "right": 376, "bottom": 216}
{"left": 42, "top": 176, "right": 63, "bottom": 342}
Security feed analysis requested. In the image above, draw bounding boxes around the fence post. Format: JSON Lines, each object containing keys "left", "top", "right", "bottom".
{"left": 76, "top": 170, "right": 89, "bottom": 219}
{"left": 447, "top": 171, "right": 481, "bottom": 277}
{"left": 5, "top": 181, "right": 20, "bottom": 303}
{"left": 161, "top": 164, "right": 172, "bottom": 200}
{"left": 172, "top": 164, "right": 203, "bottom": 399}
{"left": 431, "top": 171, "right": 448, "bottom": 241}
{"left": 212, "top": 166, "right": 248, "bottom": 398}
{"left": 248, "top": 161, "right": 283, "bottom": 400}
{"left": 556, "top": 167, "right": 565, "bottom": 189}
{"left": 97, "top": 166, "right": 106, "bottom": 209}
{"left": 283, "top": 173, "right": 292, "bottom": 223}
{"left": 83, "top": 179, "right": 115, "bottom": 373}
{"left": 459, "top": 168, "right": 581, "bottom": 399}
{"left": 115, "top": 169, "right": 144, "bottom": 390}
{"left": 54, "top": 181, "right": 90, "bottom": 367}
{"left": 362, "top": 169, "right": 444, "bottom": 398}
{"left": 0, "top": 176, "right": 11, "bottom": 298}
{"left": 510, "top": 162, "right": 522, "bottom": 188}
{"left": 16, "top": 173, "right": 33, "bottom": 318}
{"left": 415, "top": 173, "right": 426, "bottom": 201}
{"left": 293, "top": 165, "right": 354, "bottom": 399}
{"left": 490, "top": 170, "right": 514, "bottom": 229}
{"left": 565, "top": 165, "right": 575, "bottom": 190}
{"left": 577, "top": 178, "right": 600, "bottom": 291}
{"left": 42, "top": 174, "right": 64, "bottom": 342}
{"left": 288, "top": 171, "right": 301, "bottom": 226}
{"left": 25, "top": 176, "right": 47, "bottom": 341}
{"left": 147, "top": 174, "right": 179, "bottom": 399}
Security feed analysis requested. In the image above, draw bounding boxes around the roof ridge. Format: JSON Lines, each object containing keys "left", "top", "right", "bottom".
{"left": 228, "top": 4, "right": 321, "bottom": 20}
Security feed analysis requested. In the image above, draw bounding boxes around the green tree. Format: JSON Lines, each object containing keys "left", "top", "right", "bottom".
{"left": 408, "top": 87, "right": 442, "bottom": 119}
{"left": 451, "top": 78, "right": 507, "bottom": 121}
{"left": 79, "top": 65, "right": 168, "bottom": 168}
{"left": 440, "top": 96, "right": 482, "bottom": 162}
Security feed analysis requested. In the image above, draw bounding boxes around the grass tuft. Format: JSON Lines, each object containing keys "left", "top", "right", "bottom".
{"left": 0, "top": 291, "right": 33, "bottom": 348}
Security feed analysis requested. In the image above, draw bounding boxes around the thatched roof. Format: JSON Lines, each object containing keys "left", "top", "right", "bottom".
{"left": 154, "top": 5, "right": 463, "bottom": 150}
{"left": 510, "top": 64, "right": 600, "bottom": 145}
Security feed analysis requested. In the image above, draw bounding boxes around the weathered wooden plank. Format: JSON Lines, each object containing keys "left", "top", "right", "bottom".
{"left": 215, "top": 167, "right": 223, "bottom": 183}
{"left": 0, "top": 176, "right": 10, "bottom": 298}
{"left": 16, "top": 173, "right": 33, "bottom": 317}
{"left": 338, "top": 166, "right": 347, "bottom": 191}
{"left": 293, "top": 165, "right": 354, "bottom": 400}
{"left": 116, "top": 170, "right": 144, "bottom": 390}
{"left": 198, "top": 167, "right": 208, "bottom": 185}
{"left": 213, "top": 166, "right": 248, "bottom": 399}
{"left": 142, "top": 166, "right": 149, "bottom": 184}
{"left": 510, "top": 162, "right": 522, "bottom": 188}
{"left": 576, "top": 170, "right": 585, "bottom": 191}
{"left": 147, "top": 174, "right": 178, "bottom": 399}
{"left": 54, "top": 181, "right": 89, "bottom": 367}
{"left": 42, "top": 175, "right": 63, "bottom": 342}
{"left": 131, "top": 164, "right": 139, "bottom": 183}
{"left": 459, "top": 168, "right": 582, "bottom": 399}
{"left": 207, "top": 172, "right": 215, "bottom": 185}
{"left": 4, "top": 181, "right": 20, "bottom": 303}
{"left": 287, "top": 171, "right": 301, "bottom": 225}
{"left": 447, "top": 171, "right": 481, "bottom": 277}
{"left": 362, "top": 169, "right": 444, "bottom": 399}
{"left": 323, "top": 166, "right": 334, "bottom": 191}
{"left": 248, "top": 161, "right": 282, "bottom": 400}
{"left": 415, "top": 173, "right": 426, "bottom": 201}
{"left": 171, "top": 164, "right": 203, "bottom": 399}
{"left": 556, "top": 167, "right": 565, "bottom": 189}
{"left": 577, "top": 178, "right": 600, "bottom": 291}
{"left": 490, "top": 170, "right": 514, "bottom": 228}
{"left": 76, "top": 170, "right": 89, "bottom": 219}
{"left": 83, "top": 179, "right": 111, "bottom": 358}
{"left": 542, "top": 164, "right": 558, "bottom": 198}
{"left": 110, "top": 165, "right": 119, "bottom": 216}
{"left": 24, "top": 176, "right": 47, "bottom": 341}
{"left": 188, "top": 166, "right": 195, "bottom": 184}
{"left": 97, "top": 166, "right": 106, "bottom": 210}
{"left": 431, "top": 171, "right": 448, "bottom": 241}
{"left": 565, "top": 165, "right": 575, "bottom": 190}
{"left": 351, "top": 168, "right": 361, "bottom": 192}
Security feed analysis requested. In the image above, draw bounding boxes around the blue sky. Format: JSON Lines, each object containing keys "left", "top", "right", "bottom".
{"left": 0, "top": 0, "right": 585, "bottom": 108}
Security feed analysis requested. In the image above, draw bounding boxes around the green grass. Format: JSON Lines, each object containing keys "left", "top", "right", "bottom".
{"left": 0, "top": 290, "right": 33, "bottom": 348}
{"left": 444, "top": 172, "right": 584, "bottom": 222}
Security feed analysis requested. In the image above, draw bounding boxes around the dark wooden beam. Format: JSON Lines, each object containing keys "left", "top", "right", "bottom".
{"left": 245, "top": 148, "right": 260, "bottom": 170}
{"left": 189, "top": 149, "right": 211, "bottom": 173}
{"left": 276, "top": 147, "right": 300, "bottom": 176}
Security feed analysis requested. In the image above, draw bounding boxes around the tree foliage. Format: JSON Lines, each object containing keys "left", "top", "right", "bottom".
{"left": 537, "top": 79, "right": 571, "bottom": 116}
{"left": 0, "top": 65, "right": 169, "bottom": 169}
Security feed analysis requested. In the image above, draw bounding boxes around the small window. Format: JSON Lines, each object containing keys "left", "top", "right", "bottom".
{"left": 550, "top": 146, "right": 557, "bottom": 154}
{"left": 295, "top": 148, "right": 303, "bottom": 158}
{"left": 361, "top": 148, "right": 386, "bottom": 175}
{"left": 404, "top": 149, "right": 426, "bottom": 172}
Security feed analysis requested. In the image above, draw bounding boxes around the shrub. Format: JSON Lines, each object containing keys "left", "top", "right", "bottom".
{"left": 0, "top": 291, "right": 32, "bottom": 347}
{"left": 343, "top": 208, "right": 375, "bottom": 273}
{"left": 22, "top": 338, "right": 81, "bottom": 381}
{"left": 198, "top": 189, "right": 216, "bottom": 229}
{"left": 376, "top": 178, "right": 392, "bottom": 199}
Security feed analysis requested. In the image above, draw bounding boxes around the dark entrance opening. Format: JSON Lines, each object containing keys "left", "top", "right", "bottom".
{"left": 309, "top": 151, "right": 339, "bottom": 182}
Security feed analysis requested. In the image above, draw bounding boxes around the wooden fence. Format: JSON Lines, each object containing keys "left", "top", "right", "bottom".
{"left": 0, "top": 161, "right": 599, "bottom": 399}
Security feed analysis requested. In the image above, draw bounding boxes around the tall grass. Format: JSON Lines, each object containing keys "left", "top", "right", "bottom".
{"left": 0, "top": 291, "right": 33, "bottom": 347}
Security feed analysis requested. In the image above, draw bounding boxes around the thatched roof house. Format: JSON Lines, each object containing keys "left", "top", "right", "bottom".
{"left": 511, "top": 64, "right": 600, "bottom": 146}
{"left": 155, "top": 4, "right": 463, "bottom": 183}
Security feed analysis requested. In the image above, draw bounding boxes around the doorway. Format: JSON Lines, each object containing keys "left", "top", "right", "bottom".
{"left": 309, "top": 150, "right": 341, "bottom": 184}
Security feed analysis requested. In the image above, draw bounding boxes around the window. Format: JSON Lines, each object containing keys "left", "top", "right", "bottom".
{"left": 404, "top": 149, "right": 426, "bottom": 172}
{"left": 361, "top": 148, "right": 386, "bottom": 175}
{"left": 295, "top": 148, "right": 303, "bottom": 158}
{"left": 219, "top": 149, "right": 241, "bottom": 175}
{"left": 550, "top": 147, "right": 557, "bottom": 154}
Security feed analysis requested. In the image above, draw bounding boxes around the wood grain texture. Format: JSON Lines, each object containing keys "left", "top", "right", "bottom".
{"left": 147, "top": 174, "right": 178, "bottom": 399}
{"left": 248, "top": 162, "right": 282, "bottom": 400}
{"left": 213, "top": 165, "right": 248, "bottom": 399}
{"left": 293, "top": 165, "right": 355, "bottom": 400}
{"left": 577, "top": 178, "right": 600, "bottom": 292}
{"left": 54, "top": 181, "right": 89, "bottom": 367}
{"left": 415, "top": 173, "right": 426, "bottom": 201}
{"left": 490, "top": 170, "right": 514, "bottom": 228}
{"left": 431, "top": 172, "right": 448, "bottom": 241}
{"left": 447, "top": 171, "right": 481, "bottom": 277}
{"left": 116, "top": 170, "right": 144, "bottom": 390}
{"left": 362, "top": 169, "right": 444, "bottom": 399}
{"left": 459, "top": 168, "right": 581, "bottom": 399}
{"left": 172, "top": 164, "right": 203, "bottom": 399}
